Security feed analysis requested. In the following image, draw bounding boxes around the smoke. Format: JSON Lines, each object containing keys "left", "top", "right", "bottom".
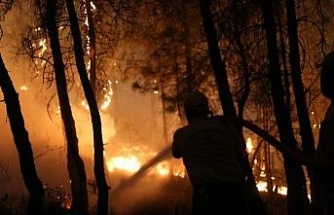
{"left": 0, "top": 3, "right": 184, "bottom": 213}
{"left": 0, "top": 66, "right": 178, "bottom": 211}
{"left": 0, "top": 47, "right": 179, "bottom": 214}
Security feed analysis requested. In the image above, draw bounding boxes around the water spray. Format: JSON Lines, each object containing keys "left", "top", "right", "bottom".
{"left": 112, "top": 145, "right": 172, "bottom": 194}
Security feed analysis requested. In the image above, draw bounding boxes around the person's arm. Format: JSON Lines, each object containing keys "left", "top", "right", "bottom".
{"left": 213, "top": 115, "right": 246, "bottom": 161}
{"left": 172, "top": 129, "right": 183, "bottom": 158}
{"left": 234, "top": 131, "right": 247, "bottom": 162}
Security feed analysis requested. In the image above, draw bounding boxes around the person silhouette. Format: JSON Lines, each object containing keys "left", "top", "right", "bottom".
{"left": 313, "top": 52, "right": 334, "bottom": 215}
{"left": 171, "top": 91, "right": 249, "bottom": 215}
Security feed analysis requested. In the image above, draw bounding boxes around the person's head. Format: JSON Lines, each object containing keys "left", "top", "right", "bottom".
{"left": 183, "top": 91, "right": 211, "bottom": 122}
{"left": 320, "top": 52, "right": 334, "bottom": 100}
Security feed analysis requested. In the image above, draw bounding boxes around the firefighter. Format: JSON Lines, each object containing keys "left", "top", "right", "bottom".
{"left": 313, "top": 52, "right": 334, "bottom": 215}
{"left": 171, "top": 91, "right": 249, "bottom": 215}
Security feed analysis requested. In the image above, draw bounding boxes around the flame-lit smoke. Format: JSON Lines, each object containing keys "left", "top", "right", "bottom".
{"left": 0, "top": 4, "right": 291, "bottom": 215}
{"left": 6, "top": 83, "right": 289, "bottom": 201}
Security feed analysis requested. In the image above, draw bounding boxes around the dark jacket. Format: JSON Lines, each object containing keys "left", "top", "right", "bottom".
{"left": 314, "top": 104, "right": 334, "bottom": 205}
{"left": 172, "top": 115, "right": 245, "bottom": 186}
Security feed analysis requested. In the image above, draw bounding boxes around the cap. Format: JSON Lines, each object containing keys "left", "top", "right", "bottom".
{"left": 320, "top": 52, "right": 334, "bottom": 99}
{"left": 319, "top": 52, "right": 334, "bottom": 68}
{"left": 183, "top": 91, "right": 209, "bottom": 111}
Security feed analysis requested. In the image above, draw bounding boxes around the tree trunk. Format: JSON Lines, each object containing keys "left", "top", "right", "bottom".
{"left": 65, "top": 1, "right": 110, "bottom": 215}
{"left": 45, "top": 1, "right": 89, "bottom": 215}
{"left": 198, "top": 1, "right": 268, "bottom": 215}
{"left": 260, "top": 0, "right": 311, "bottom": 214}
{"left": 198, "top": 0, "right": 236, "bottom": 117}
{"left": 285, "top": 5, "right": 316, "bottom": 213}
{"left": 85, "top": 0, "right": 97, "bottom": 94}
{"left": 0, "top": 54, "right": 46, "bottom": 215}
{"left": 285, "top": 0, "right": 316, "bottom": 179}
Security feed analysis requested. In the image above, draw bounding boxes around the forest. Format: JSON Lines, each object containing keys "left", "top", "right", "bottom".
{"left": 0, "top": 0, "right": 333, "bottom": 215}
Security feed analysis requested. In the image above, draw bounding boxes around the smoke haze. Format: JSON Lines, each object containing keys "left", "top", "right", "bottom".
{"left": 0, "top": 4, "right": 185, "bottom": 213}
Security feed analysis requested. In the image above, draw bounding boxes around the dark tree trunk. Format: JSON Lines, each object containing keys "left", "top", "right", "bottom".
{"left": 0, "top": 55, "right": 46, "bottom": 215}
{"left": 285, "top": 0, "right": 315, "bottom": 178}
{"left": 65, "top": 1, "right": 110, "bottom": 215}
{"left": 198, "top": 1, "right": 268, "bottom": 215}
{"left": 260, "top": 0, "right": 311, "bottom": 214}
{"left": 45, "top": 1, "right": 89, "bottom": 215}
{"left": 222, "top": 116, "right": 308, "bottom": 165}
{"left": 198, "top": 0, "right": 236, "bottom": 117}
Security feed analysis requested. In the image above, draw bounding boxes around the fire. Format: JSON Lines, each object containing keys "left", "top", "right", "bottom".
{"left": 32, "top": 36, "right": 48, "bottom": 70}
{"left": 153, "top": 161, "right": 170, "bottom": 176}
{"left": 105, "top": 153, "right": 172, "bottom": 176}
{"left": 100, "top": 80, "right": 113, "bottom": 110}
{"left": 172, "top": 160, "right": 186, "bottom": 178}
{"left": 277, "top": 186, "right": 287, "bottom": 195}
{"left": 104, "top": 145, "right": 179, "bottom": 177}
{"left": 20, "top": 85, "right": 28, "bottom": 91}
{"left": 256, "top": 180, "right": 268, "bottom": 192}
{"left": 38, "top": 38, "right": 47, "bottom": 58}
{"left": 106, "top": 155, "right": 140, "bottom": 172}
{"left": 246, "top": 137, "right": 253, "bottom": 153}
{"left": 80, "top": 79, "right": 114, "bottom": 111}
{"left": 18, "top": 82, "right": 287, "bottom": 197}
{"left": 256, "top": 180, "right": 288, "bottom": 196}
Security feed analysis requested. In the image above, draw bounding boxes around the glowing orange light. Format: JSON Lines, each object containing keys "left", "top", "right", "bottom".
{"left": 154, "top": 162, "right": 170, "bottom": 176}
{"left": 20, "top": 85, "right": 28, "bottom": 91}
{"left": 172, "top": 160, "right": 186, "bottom": 178}
{"left": 246, "top": 137, "right": 253, "bottom": 153}
{"left": 106, "top": 156, "right": 141, "bottom": 173}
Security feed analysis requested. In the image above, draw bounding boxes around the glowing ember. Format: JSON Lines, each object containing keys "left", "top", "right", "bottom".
{"left": 80, "top": 80, "right": 113, "bottom": 110}
{"left": 20, "top": 85, "right": 28, "bottom": 91}
{"left": 173, "top": 170, "right": 186, "bottom": 178}
{"left": 154, "top": 162, "right": 170, "bottom": 176}
{"left": 81, "top": 100, "right": 90, "bottom": 110}
{"left": 38, "top": 38, "right": 47, "bottom": 58}
{"left": 90, "top": 1, "right": 96, "bottom": 10}
{"left": 246, "top": 137, "right": 253, "bottom": 153}
{"left": 100, "top": 80, "right": 113, "bottom": 110}
{"left": 61, "top": 195, "right": 72, "bottom": 210}
{"left": 277, "top": 186, "right": 287, "bottom": 195}
{"left": 34, "top": 38, "right": 48, "bottom": 69}
{"left": 256, "top": 180, "right": 287, "bottom": 196}
{"left": 172, "top": 160, "right": 186, "bottom": 178}
{"left": 256, "top": 181, "right": 268, "bottom": 192}
{"left": 56, "top": 106, "right": 61, "bottom": 114}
